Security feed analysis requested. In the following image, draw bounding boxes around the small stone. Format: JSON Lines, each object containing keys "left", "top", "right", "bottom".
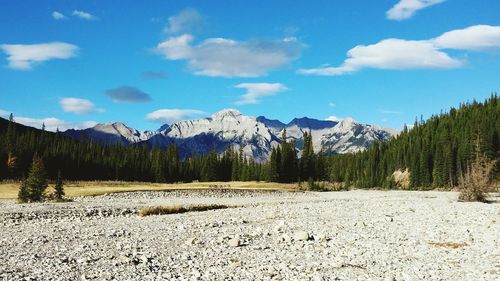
{"left": 192, "top": 270, "right": 201, "bottom": 277}
{"left": 384, "top": 274, "right": 396, "bottom": 281}
{"left": 313, "top": 274, "right": 324, "bottom": 281}
{"left": 385, "top": 216, "right": 394, "bottom": 222}
{"left": 185, "top": 237, "right": 196, "bottom": 245}
{"left": 117, "top": 255, "right": 130, "bottom": 264}
{"left": 227, "top": 238, "right": 241, "bottom": 247}
{"left": 230, "top": 260, "right": 242, "bottom": 267}
{"left": 139, "top": 255, "right": 150, "bottom": 263}
{"left": 294, "top": 231, "right": 310, "bottom": 241}
{"left": 313, "top": 233, "right": 327, "bottom": 242}
{"left": 281, "top": 234, "right": 292, "bottom": 243}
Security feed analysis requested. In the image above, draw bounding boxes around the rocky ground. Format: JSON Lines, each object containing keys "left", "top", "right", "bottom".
{"left": 0, "top": 189, "right": 499, "bottom": 281}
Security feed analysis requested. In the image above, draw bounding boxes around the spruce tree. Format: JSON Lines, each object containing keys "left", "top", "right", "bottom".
{"left": 17, "top": 177, "right": 29, "bottom": 203}
{"left": 26, "top": 154, "right": 48, "bottom": 202}
{"left": 54, "top": 170, "right": 65, "bottom": 199}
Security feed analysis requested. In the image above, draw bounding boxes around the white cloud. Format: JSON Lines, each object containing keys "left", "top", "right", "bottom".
{"left": 298, "top": 39, "right": 461, "bottom": 76}
{"left": 165, "top": 8, "right": 203, "bottom": 34}
{"left": 52, "top": 11, "right": 66, "bottom": 20}
{"left": 433, "top": 25, "right": 500, "bottom": 50}
{"left": 0, "top": 110, "right": 96, "bottom": 131}
{"left": 325, "top": 116, "right": 341, "bottom": 122}
{"left": 146, "top": 109, "right": 205, "bottom": 124}
{"left": 234, "top": 83, "right": 288, "bottom": 105}
{"left": 386, "top": 0, "right": 445, "bottom": 21}
{"left": 299, "top": 25, "right": 500, "bottom": 76}
{"left": 328, "top": 102, "right": 336, "bottom": 107}
{"left": 156, "top": 34, "right": 194, "bottom": 60}
{"left": 325, "top": 116, "right": 356, "bottom": 123}
{"left": 155, "top": 34, "right": 304, "bottom": 77}
{"left": 0, "top": 109, "right": 10, "bottom": 117}
{"left": 72, "top": 10, "right": 98, "bottom": 20}
{"left": 60, "top": 98, "right": 100, "bottom": 114}
{"left": 0, "top": 42, "right": 78, "bottom": 70}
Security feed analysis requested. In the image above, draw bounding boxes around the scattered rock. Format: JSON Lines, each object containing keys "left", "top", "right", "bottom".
{"left": 281, "top": 234, "right": 292, "bottom": 243}
{"left": 0, "top": 189, "right": 496, "bottom": 280}
{"left": 294, "top": 231, "right": 310, "bottom": 241}
{"left": 227, "top": 238, "right": 241, "bottom": 247}
{"left": 313, "top": 233, "right": 327, "bottom": 242}
{"left": 185, "top": 237, "right": 197, "bottom": 245}
{"left": 384, "top": 274, "right": 396, "bottom": 281}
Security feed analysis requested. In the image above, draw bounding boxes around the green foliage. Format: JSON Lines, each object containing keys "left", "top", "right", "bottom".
{"left": 1, "top": 94, "right": 497, "bottom": 189}
{"left": 329, "top": 94, "right": 499, "bottom": 189}
{"left": 17, "top": 177, "right": 29, "bottom": 203}
{"left": 54, "top": 170, "right": 65, "bottom": 199}
{"left": 307, "top": 178, "right": 326, "bottom": 191}
{"left": 25, "top": 155, "right": 48, "bottom": 202}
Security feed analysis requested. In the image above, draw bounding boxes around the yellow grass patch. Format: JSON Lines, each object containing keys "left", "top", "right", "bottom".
{"left": 0, "top": 181, "right": 299, "bottom": 199}
{"left": 137, "top": 204, "right": 232, "bottom": 217}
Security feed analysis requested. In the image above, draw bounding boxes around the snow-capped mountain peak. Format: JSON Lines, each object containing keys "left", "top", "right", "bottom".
{"left": 211, "top": 109, "right": 242, "bottom": 120}
{"left": 63, "top": 112, "right": 394, "bottom": 161}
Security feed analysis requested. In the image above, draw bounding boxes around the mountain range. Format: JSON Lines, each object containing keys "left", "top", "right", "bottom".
{"left": 64, "top": 109, "right": 394, "bottom": 162}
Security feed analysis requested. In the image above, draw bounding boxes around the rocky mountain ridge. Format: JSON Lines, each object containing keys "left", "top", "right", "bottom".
{"left": 64, "top": 109, "right": 393, "bottom": 161}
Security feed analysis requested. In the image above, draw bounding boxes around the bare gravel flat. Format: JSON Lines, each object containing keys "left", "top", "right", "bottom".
{"left": 0, "top": 190, "right": 499, "bottom": 280}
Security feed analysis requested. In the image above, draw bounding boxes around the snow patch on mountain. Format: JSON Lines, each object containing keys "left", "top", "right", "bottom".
{"left": 63, "top": 110, "right": 394, "bottom": 161}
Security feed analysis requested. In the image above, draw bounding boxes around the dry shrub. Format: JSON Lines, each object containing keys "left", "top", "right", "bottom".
{"left": 429, "top": 242, "right": 468, "bottom": 249}
{"left": 392, "top": 169, "right": 410, "bottom": 189}
{"left": 137, "top": 204, "right": 231, "bottom": 217}
{"left": 458, "top": 137, "right": 497, "bottom": 202}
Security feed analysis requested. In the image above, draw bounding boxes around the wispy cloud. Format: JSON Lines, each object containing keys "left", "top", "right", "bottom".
{"left": 386, "top": 0, "right": 445, "bottom": 21}
{"left": 328, "top": 102, "right": 336, "bottom": 107}
{"left": 60, "top": 98, "right": 102, "bottom": 114}
{"left": 0, "top": 109, "right": 10, "bottom": 117}
{"left": 0, "top": 110, "right": 96, "bottom": 131}
{"left": 52, "top": 11, "right": 66, "bottom": 20}
{"left": 105, "top": 86, "right": 152, "bottom": 103}
{"left": 325, "top": 116, "right": 355, "bottom": 123}
{"left": 0, "top": 42, "right": 78, "bottom": 70}
{"left": 235, "top": 83, "right": 288, "bottom": 105}
{"left": 72, "top": 10, "right": 98, "bottom": 20}
{"left": 142, "top": 71, "right": 167, "bottom": 80}
{"left": 155, "top": 34, "right": 304, "bottom": 77}
{"left": 164, "top": 8, "right": 203, "bottom": 34}
{"left": 298, "top": 25, "right": 500, "bottom": 76}
{"left": 380, "top": 109, "right": 402, "bottom": 114}
{"left": 146, "top": 109, "right": 205, "bottom": 124}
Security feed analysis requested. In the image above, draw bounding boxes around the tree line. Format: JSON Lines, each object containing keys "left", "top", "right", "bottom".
{"left": 0, "top": 114, "right": 327, "bottom": 183}
{"left": 1, "top": 94, "right": 498, "bottom": 188}
{"left": 329, "top": 94, "right": 499, "bottom": 188}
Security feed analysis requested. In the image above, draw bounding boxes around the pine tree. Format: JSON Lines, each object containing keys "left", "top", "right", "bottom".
{"left": 5, "top": 113, "right": 17, "bottom": 176}
{"left": 26, "top": 154, "right": 48, "bottom": 202}
{"left": 54, "top": 170, "right": 65, "bottom": 199}
{"left": 268, "top": 147, "right": 279, "bottom": 181}
{"left": 17, "top": 177, "right": 29, "bottom": 203}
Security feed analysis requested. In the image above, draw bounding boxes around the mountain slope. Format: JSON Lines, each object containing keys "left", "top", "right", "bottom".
{"left": 64, "top": 122, "right": 150, "bottom": 145}
{"left": 63, "top": 110, "right": 394, "bottom": 161}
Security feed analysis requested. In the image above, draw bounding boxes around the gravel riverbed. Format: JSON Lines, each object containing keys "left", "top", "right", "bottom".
{"left": 0, "top": 189, "right": 499, "bottom": 280}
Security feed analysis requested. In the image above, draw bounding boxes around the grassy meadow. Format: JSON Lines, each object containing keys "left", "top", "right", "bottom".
{"left": 0, "top": 181, "right": 300, "bottom": 199}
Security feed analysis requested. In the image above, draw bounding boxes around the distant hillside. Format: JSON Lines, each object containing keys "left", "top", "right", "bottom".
{"left": 329, "top": 94, "right": 499, "bottom": 188}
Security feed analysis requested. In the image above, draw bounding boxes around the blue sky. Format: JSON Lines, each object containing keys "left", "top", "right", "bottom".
{"left": 1, "top": 0, "right": 499, "bottom": 131}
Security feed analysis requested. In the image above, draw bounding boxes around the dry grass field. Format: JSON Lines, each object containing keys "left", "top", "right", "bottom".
{"left": 0, "top": 181, "right": 300, "bottom": 199}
